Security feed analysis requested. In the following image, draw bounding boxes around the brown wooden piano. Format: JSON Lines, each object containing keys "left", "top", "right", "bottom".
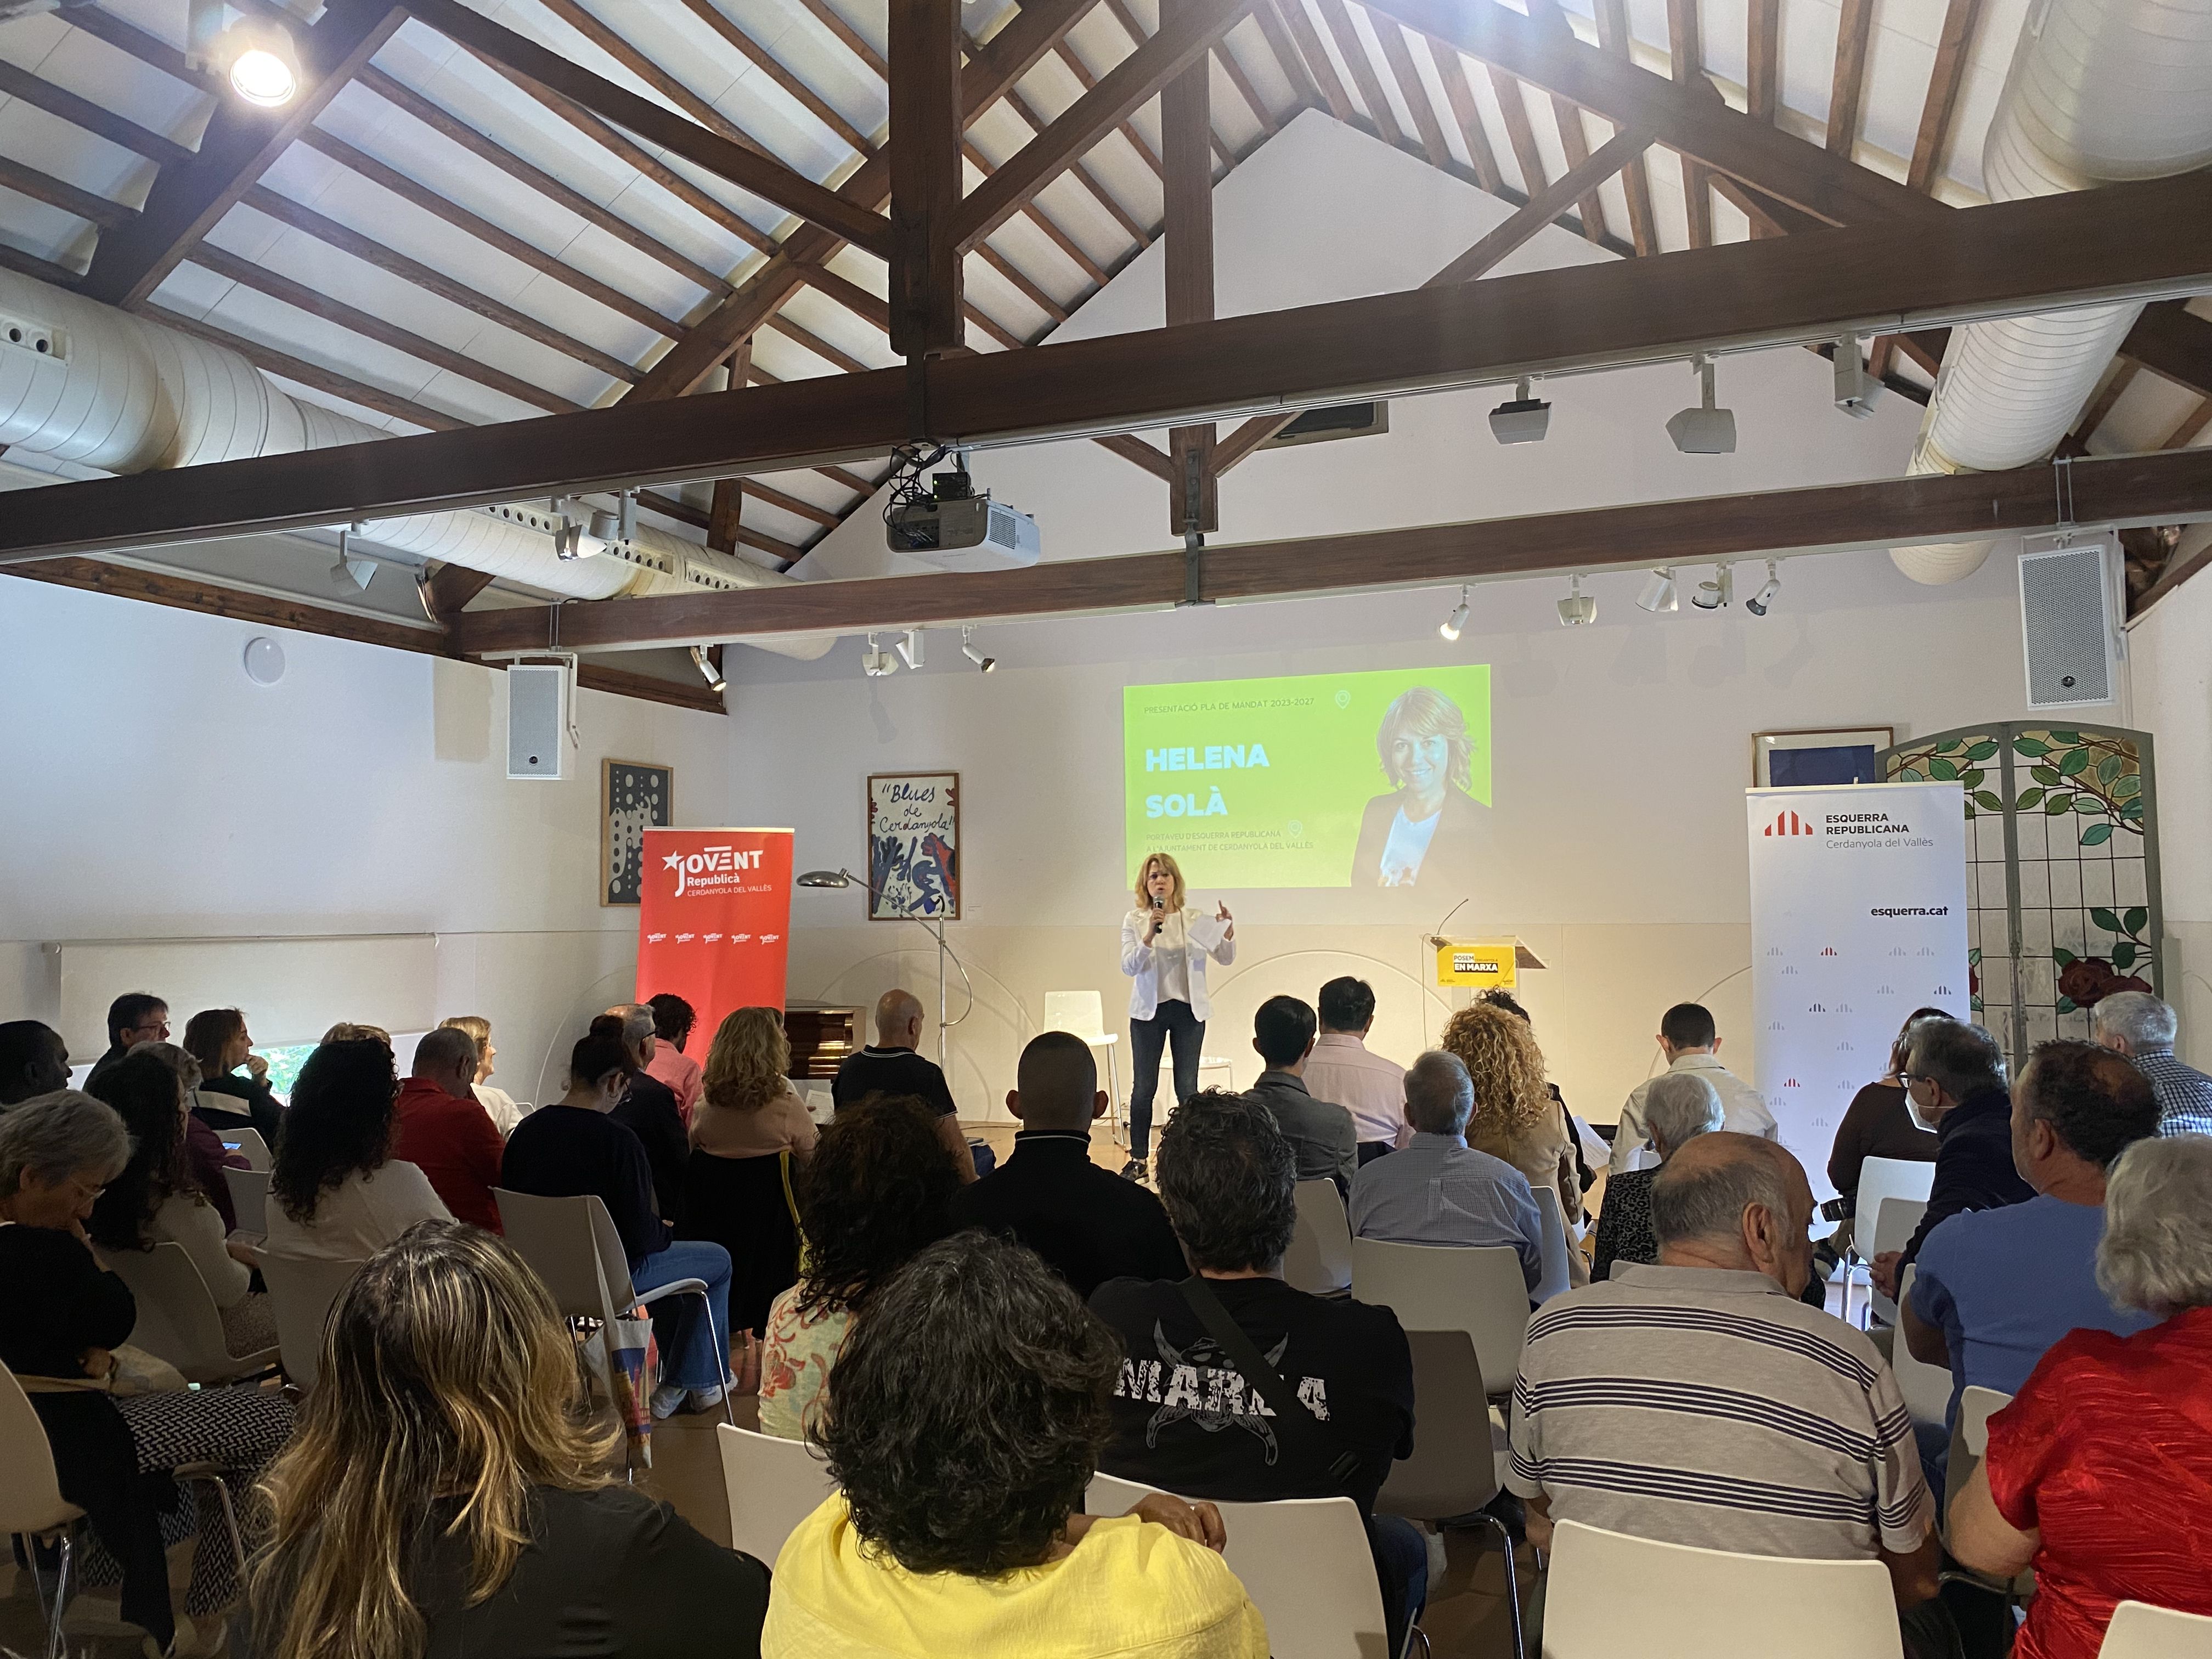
{"left": 783, "top": 1002, "right": 860, "bottom": 1081}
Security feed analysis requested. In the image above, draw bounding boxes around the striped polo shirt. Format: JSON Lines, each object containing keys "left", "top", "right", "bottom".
{"left": 1506, "top": 1265, "right": 1931, "bottom": 1561}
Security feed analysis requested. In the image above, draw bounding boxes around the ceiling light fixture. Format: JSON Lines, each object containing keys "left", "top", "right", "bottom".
{"left": 1832, "top": 336, "right": 1883, "bottom": 420}
{"left": 1667, "top": 354, "right": 1736, "bottom": 454}
{"left": 1637, "top": 568, "right": 1678, "bottom": 613}
{"left": 190, "top": 2, "right": 298, "bottom": 108}
{"left": 327, "top": 527, "right": 375, "bottom": 592}
{"left": 1744, "top": 560, "right": 1781, "bottom": 617}
{"left": 961, "top": 625, "right": 996, "bottom": 672}
{"left": 1439, "top": 585, "right": 1471, "bottom": 641}
{"left": 893, "top": 628, "right": 924, "bottom": 672}
{"left": 861, "top": 632, "right": 898, "bottom": 677}
{"left": 1556, "top": 574, "right": 1596, "bottom": 627}
{"left": 1692, "top": 562, "right": 1734, "bottom": 610}
{"left": 690, "top": 645, "right": 726, "bottom": 693}
{"left": 1487, "top": 377, "right": 1550, "bottom": 445}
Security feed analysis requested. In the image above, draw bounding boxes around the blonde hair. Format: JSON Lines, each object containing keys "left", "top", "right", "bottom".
{"left": 249, "top": 1221, "right": 616, "bottom": 1659}
{"left": 440, "top": 1017, "right": 492, "bottom": 1081}
{"left": 702, "top": 1006, "right": 792, "bottom": 1114}
{"left": 1133, "top": 851, "right": 1187, "bottom": 911}
{"left": 1439, "top": 1002, "right": 1551, "bottom": 1139}
{"left": 322, "top": 1022, "right": 391, "bottom": 1047}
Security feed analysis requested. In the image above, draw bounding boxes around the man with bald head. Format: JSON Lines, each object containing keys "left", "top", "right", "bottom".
{"left": 392, "top": 1024, "right": 507, "bottom": 1232}
{"left": 1509, "top": 1133, "right": 1948, "bottom": 1651}
{"left": 953, "top": 1031, "right": 1186, "bottom": 1296}
{"left": 832, "top": 987, "right": 974, "bottom": 1181}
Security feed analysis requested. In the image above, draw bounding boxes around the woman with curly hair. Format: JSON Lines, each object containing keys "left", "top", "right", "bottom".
{"left": 767, "top": 1231, "right": 1263, "bottom": 1659}
{"left": 245, "top": 1220, "right": 767, "bottom": 1659}
{"left": 758, "top": 1095, "right": 960, "bottom": 1440}
{"left": 691, "top": 1006, "right": 817, "bottom": 1163}
{"left": 263, "top": 1037, "right": 448, "bottom": 1265}
{"left": 1440, "top": 1001, "right": 1585, "bottom": 1237}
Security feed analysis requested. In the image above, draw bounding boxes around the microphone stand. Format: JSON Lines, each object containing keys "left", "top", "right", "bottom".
{"left": 808, "top": 866, "right": 971, "bottom": 1073}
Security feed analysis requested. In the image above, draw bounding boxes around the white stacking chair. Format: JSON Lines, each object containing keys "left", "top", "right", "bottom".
{"left": 1846, "top": 1156, "right": 1936, "bottom": 1324}
{"left": 217, "top": 1125, "right": 272, "bottom": 1171}
{"left": 1352, "top": 1236, "right": 1531, "bottom": 1398}
{"left": 2099, "top": 1601, "right": 2212, "bottom": 1657}
{"left": 1043, "top": 990, "right": 1122, "bottom": 1141}
{"left": 715, "top": 1423, "right": 840, "bottom": 1567}
{"left": 1284, "top": 1180, "right": 1354, "bottom": 1297}
{"left": 1087, "top": 1472, "right": 1392, "bottom": 1659}
{"left": 1865, "top": 1195, "right": 1928, "bottom": 1328}
{"left": 1890, "top": 1266, "right": 1954, "bottom": 1426}
{"left": 3, "top": 1363, "right": 84, "bottom": 1659}
{"left": 494, "top": 1188, "right": 735, "bottom": 1425}
{"left": 1532, "top": 1188, "right": 1575, "bottom": 1305}
{"left": 1957, "top": 1385, "right": 2010, "bottom": 1458}
{"left": 224, "top": 1167, "right": 270, "bottom": 1239}
{"left": 100, "top": 1240, "right": 279, "bottom": 1385}
{"left": 1543, "top": 1518, "right": 1902, "bottom": 1659}
{"left": 259, "top": 1251, "right": 363, "bottom": 1392}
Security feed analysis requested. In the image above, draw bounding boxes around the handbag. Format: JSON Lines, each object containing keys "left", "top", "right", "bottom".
{"left": 18, "top": 1344, "right": 187, "bottom": 1398}
{"left": 1177, "top": 1276, "right": 1362, "bottom": 1494}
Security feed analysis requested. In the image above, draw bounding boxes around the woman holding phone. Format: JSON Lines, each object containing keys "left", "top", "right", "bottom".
{"left": 1119, "top": 853, "right": 1235, "bottom": 1183}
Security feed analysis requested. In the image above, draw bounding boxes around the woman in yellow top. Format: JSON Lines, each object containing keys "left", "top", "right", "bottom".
{"left": 1441, "top": 1001, "right": 1589, "bottom": 1285}
{"left": 766, "top": 1231, "right": 1267, "bottom": 1659}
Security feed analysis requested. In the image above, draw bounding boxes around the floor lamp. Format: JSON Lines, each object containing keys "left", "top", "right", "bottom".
{"left": 796, "top": 866, "right": 971, "bottom": 1073}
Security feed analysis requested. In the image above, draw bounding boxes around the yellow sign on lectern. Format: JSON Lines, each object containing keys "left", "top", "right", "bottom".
{"left": 1431, "top": 936, "right": 1546, "bottom": 990}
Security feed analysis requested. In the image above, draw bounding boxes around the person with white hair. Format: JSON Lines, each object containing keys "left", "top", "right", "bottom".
{"left": 1592, "top": 1071, "right": 1724, "bottom": 1282}
{"left": 2092, "top": 989, "right": 2212, "bottom": 1137}
{"left": 1948, "top": 1135, "right": 2212, "bottom": 1658}
{"left": 1347, "top": 1049, "right": 1546, "bottom": 1293}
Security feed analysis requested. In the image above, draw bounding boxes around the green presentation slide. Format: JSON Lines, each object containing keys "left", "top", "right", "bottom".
{"left": 1124, "top": 665, "right": 1493, "bottom": 891}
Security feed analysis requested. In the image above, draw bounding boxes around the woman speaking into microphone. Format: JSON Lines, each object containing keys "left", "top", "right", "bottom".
{"left": 1119, "top": 851, "right": 1235, "bottom": 1182}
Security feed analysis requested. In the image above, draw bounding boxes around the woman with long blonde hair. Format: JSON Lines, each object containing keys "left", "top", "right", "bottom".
{"left": 1440, "top": 1001, "right": 1585, "bottom": 1233}
{"left": 245, "top": 1220, "right": 768, "bottom": 1659}
{"left": 1119, "top": 850, "right": 1235, "bottom": 1183}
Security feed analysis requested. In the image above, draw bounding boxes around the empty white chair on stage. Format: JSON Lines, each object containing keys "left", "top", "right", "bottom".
{"left": 218, "top": 1126, "right": 272, "bottom": 1172}
{"left": 716, "top": 1423, "right": 838, "bottom": 1567}
{"left": 1892, "top": 1266, "right": 1954, "bottom": 1426}
{"left": 1543, "top": 1518, "right": 1901, "bottom": 1659}
{"left": 1043, "top": 990, "right": 1122, "bottom": 1137}
{"left": 1352, "top": 1236, "right": 1530, "bottom": 1396}
{"left": 101, "top": 1240, "right": 278, "bottom": 1386}
{"left": 1533, "top": 1187, "right": 1575, "bottom": 1304}
{"left": 259, "top": 1251, "right": 362, "bottom": 1391}
{"left": 224, "top": 1167, "right": 270, "bottom": 1239}
{"left": 1284, "top": 1180, "right": 1353, "bottom": 1296}
{"left": 2099, "top": 1601, "right": 2212, "bottom": 1658}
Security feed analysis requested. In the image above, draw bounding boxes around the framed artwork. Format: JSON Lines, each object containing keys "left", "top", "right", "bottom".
{"left": 602, "top": 760, "right": 674, "bottom": 906}
{"left": 1753, "top": 727, "right": 1895, "bottom": 789}
{"left": 867, "top": 771, "right": 960, "bottom": 921}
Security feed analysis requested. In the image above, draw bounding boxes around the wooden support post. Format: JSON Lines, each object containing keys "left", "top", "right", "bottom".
{"left": 889, "top": 0, "right": 964, "bottom": 359}
{"left": 1164, "top": 0, "right": 1218, "bottom": 537}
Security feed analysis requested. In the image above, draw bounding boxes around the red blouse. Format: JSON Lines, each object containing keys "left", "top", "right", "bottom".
{"left": 1984, "top": 1304, "right": 2212, "bottom": 1659}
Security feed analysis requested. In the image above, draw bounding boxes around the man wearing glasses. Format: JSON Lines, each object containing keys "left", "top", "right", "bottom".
{"left": 83, "top": 993, "right": 168, "bottom": 1092}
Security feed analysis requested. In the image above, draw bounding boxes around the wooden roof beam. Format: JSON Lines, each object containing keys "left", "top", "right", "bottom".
{"left": 2123, "top": 301, "right": 2212, "bottom": 400}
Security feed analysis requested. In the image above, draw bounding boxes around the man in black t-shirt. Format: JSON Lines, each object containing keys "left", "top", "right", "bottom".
{"left": 1089, "top": 1089, "right": 1424, "bottom": 1656}
{"left": 832, "top": 988, "right": 975, "bottom": 1180}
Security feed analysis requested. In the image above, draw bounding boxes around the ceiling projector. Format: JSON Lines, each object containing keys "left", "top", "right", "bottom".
{"left": 885, "top": 464, "right": 1041, "bottom": 571}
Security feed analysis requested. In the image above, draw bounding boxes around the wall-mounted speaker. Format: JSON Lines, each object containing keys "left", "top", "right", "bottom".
{"left": 506, "top": 663, "right": 567, "bottom": 781}
{"left": 2018, "top": 540, "right": 2118, "bottom": 710}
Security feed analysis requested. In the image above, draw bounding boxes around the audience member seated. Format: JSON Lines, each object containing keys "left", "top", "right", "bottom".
{"left": 684, "top": 1006, "right": 816, "bottom": 1342}
{"left": 1591, "top": 1071, "right": 1723, "bottom": 1283}
{"left": 1948, "top": 1135, "right": 2212, "bottom": 1658}
{"left": 264, "top": 1038, "right": 449, "bottom": 1264}
{"left": 1, "top": 1090, "right": 294, "bottom": 1655}
{"left": 1870, "top": 1018, "right": 2029, "bottom": 1305}
{"left": 1477, "top": 990, "right": 1597, "bottom": 1197}
{"left": 504, "top": 1030, "right": 733, "bottom": 1418}
{"left": 1442, "top": 1001, "right": 1585, "bottom": 1246}
{"left": 1302, "top": 976, "right": 1409, "bottom": 1164}
{"left": 0, "top": 1018, "right": 70, "bottom": 1106}
{"left": 245, "top": 1220, "right": 767, "bottom": 1659}
{"left": 760, "top": 1094, "right": 960, "bottom": 1440}
{"left": 952, "top": 1031, "right": 1187, "bottom": 1298}
{"left": 183, "top": 1007, "right": 285, "bottom": 1150}
{"left": 1244, "top": 994, "right": 1357, "bottom": 1196}
{"left": 88, "top": 1051, "right": 278, "bottom": 1356}
{"left": 1508, "top": 1133, "right": 1946, "bottom": 1656}
{"left": 1349, "top": 1049, "right": 1544, "bottom": 1293}
{"left": 769, "top": 1231, "right": 1263, "bottom": 1659}
{"left": 1610, "top": 1001, "right": 1778, "bottom": 1176}
{"left": 2092, "top": 989, "right": 2212, "bottom": 1137}
{"left": 320, "top": 1022, "right": 390, "bottom": 1045}
{"left": 1090, "top": 1090, "right": 1425, "bottom": 1659}
{"left": 603, "top": 1005, "right": 690, "bottom": 1231}
{"left": 137, "top": 1041, "right": 249, "bottom": 1233}
{"left": 832, "top": 987, "right": 975, "bottom": 1181}
{"left": 645, "top": 992, "right": 704, "bottom": 1121}
{"left": 85, "top": 991, "right": 168, "bottom": 1092}
{"left": 1906, "top": 1041, "right": 2160, "bottom": 1443}
{"left": 1827, "top": 1008, "right": 1946, "bottom": 1254}
{"left": 391, "top": 1026, "right": 506, "bottom": 1233}
{"left": 438, "top": 1014, "right": 523, "bottom": 1135}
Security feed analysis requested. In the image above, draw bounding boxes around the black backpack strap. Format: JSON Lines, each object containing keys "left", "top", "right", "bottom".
{"left": 1177, "top": 1276, "right": 1362, "bottom": 1493}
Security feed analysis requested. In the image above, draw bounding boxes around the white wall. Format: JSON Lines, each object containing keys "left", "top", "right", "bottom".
{"left": 0, "top": 579, "right": 732, "bottom": 1105}
{"left": 2127, "top": 567, "right": 2212, "bottom": 1066}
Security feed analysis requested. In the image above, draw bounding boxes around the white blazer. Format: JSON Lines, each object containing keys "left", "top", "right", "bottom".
{"left": 1121, "top": 906, "right": 1237, "bottom": 1022}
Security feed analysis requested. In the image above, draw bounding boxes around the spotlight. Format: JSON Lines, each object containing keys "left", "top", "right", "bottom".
{"left": 228, "top": 31, "right": 298, "bottom": 106}
{"left": 1832, "top": 337, "right": 1883, "bottom": 420}
{"left": 1745, "top": 560, "right": 1781, "bottom": 617}
{"left": 1637, "top": 569, "right": 1678, "bottom": 613}
{"left": 861, "top": 632, "right": 898, "bottom": 677}
{"left": 1487, "top": 377, "right": 1550, "bottom": 445}
{"left": 893, "top": 629, "right": 924, "bottom": 672}
{"left": 1556, "top": 574, "right": 1596, "bottom": 627}
{"left": 961, "top": 625, "right": 996, "bottom": 673}
{"left": 1691, "top": 562, "right": 1734, "bottom": 610}
{"left": 1439, "top": 585, "right": 1471, "bottom": 641}
{"left": 327, "top": 528, "right": 374, "bottom": 592}
{"left": 1666, "top": 355, "right": 1736, "bottom": 454}
{"left": 690, "top": 645, "right": 726, "bottom": 694}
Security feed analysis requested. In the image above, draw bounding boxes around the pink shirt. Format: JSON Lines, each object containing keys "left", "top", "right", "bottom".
{"left": 1302, "top": 1032, "right": 1410, "bottom": 1147}
{"left": 646, "top": 1045, "right": 704, "bottom": 1122}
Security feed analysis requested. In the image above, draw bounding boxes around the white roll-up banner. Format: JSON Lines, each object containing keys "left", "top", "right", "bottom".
{"left": 1747, "top": 782, "right": 1971, "bottom": 1200}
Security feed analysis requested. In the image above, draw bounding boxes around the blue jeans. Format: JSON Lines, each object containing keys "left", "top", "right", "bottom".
{"left": 634, "top": 1239, "right": 733, "bottom": 1392}
{"left": 1370, "top": 1511, "right": 1429, "bottom": 1659}
{"left": 1128, "top": 998, "right": 1203, "bottom": 1158}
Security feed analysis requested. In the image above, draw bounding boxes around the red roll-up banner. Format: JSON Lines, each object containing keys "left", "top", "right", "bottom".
{"left": 634, "top": 827, "right": 794, "bottom": 1030}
